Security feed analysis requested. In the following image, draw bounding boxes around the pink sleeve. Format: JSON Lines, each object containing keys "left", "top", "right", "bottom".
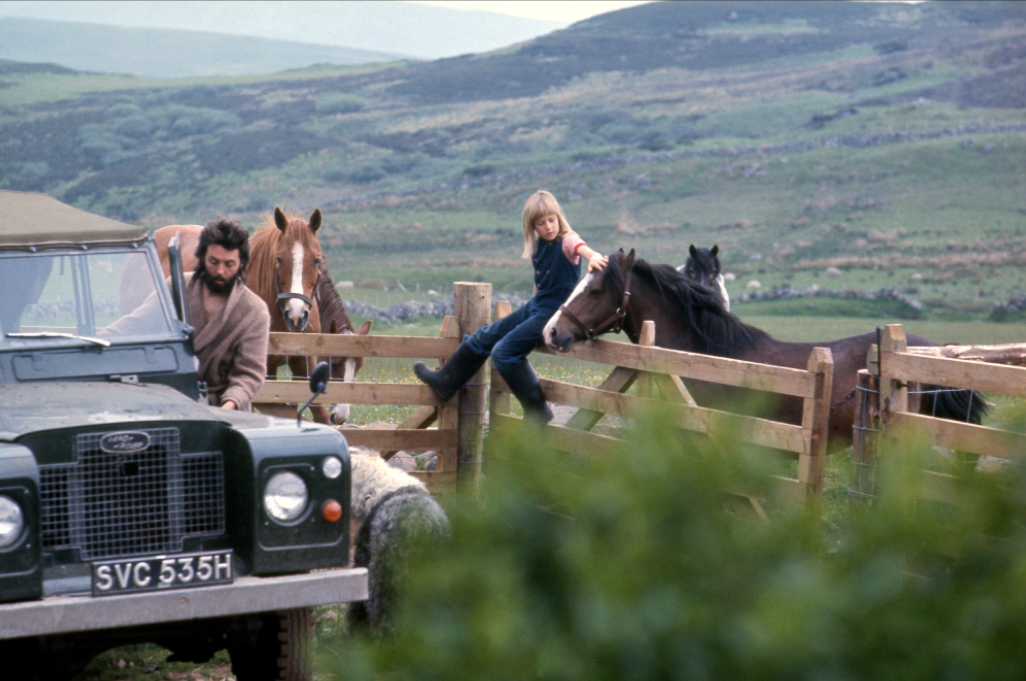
{"left": 562, "top": 233, "right": 585, "bottom": 264}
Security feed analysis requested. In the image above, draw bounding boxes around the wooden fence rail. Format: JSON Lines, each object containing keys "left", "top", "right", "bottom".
{"left": 852, "top": 324, "right": 1026, "bottom": 507}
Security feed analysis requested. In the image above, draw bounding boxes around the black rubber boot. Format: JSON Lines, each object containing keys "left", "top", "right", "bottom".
{"left": 499, "top": 360, "right": 554, "bottom": 425}
{"left": 413, "top": 341, "right": 488, "bottom": 402}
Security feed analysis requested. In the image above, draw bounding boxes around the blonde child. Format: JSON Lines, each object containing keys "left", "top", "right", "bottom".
{"left": 414, "top": 190, "right": 607, "bottom": 423}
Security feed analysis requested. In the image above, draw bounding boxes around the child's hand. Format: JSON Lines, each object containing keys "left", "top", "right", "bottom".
{"left": 587, "top": 252, "right": 609, "bottom": 272}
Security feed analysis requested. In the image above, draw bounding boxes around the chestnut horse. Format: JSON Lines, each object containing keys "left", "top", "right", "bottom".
{"left": 544, "top": 249, "right": 986, "bottom": 452}
{"left": 138, "top": 208, "right": 368, "bottom": 423}
{"left": 248, "top": 208, "right": 329, "bottom": 420}
{"left": 145, "top": 208, "right": 324, "bottom": 335}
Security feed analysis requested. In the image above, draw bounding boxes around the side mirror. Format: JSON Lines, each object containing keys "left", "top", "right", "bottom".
{"left": 298, "top": 361, "right": 331, "bottom": 426}
{"left": 167, "top": 233, "right": 190, "bottom": 326}
{"left": 309, "top": 361, "right": 330, "bottom": 394}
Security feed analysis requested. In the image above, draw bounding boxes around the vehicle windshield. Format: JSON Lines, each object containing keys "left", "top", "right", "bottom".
{"left": 0, "top": 249, "right": 175, "bottom": 347}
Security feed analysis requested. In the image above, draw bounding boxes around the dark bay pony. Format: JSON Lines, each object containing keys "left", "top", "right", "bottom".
{"left": 678, "top": 244, "right": 729, "bottom": 312}
{"left": 315, "top": 268, "right": 372, "bottom": 424}
{"left": 544, "top": 249, "right": 986, "bottom": 451}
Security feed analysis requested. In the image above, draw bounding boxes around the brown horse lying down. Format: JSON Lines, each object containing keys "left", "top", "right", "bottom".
{"left": 544, "top": 249, "right": 986, "bottom": 452}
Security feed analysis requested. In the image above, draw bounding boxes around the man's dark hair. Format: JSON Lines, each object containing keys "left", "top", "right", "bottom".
{"left": 194, "top": 218, "right": 250, "bottom": 292}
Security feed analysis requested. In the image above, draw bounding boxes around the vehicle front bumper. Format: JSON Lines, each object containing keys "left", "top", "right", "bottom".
{"left": 0, "top": 568, "right": 368, "bottom": 640}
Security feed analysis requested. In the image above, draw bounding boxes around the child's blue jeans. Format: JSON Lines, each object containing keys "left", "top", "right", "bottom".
{"left": 463, "top": 302, "right": 553, "bottom": 374}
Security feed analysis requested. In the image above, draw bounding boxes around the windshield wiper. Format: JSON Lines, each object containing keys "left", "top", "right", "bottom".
{"left": 6, "top": 332, "right": 111, "bottom": 348}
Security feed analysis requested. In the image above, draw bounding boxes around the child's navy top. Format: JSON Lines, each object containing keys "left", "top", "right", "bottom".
{"left": 530, "top": 234, "right": 581, "bottom": 315}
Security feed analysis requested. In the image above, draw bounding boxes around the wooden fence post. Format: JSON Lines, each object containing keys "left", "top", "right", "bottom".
{"left": 799, "top": 346, "right": 833, "bottom": 519}
{"left": 880, "top": 324, "right": 908, "bottom": 417}
{"left": 636, "top": 321, "right": 657, "bottom": 399}
{"left": 489, "top": 301, "right": 512, "bottom": 421}
{"left": 453, "top": 282, "right": 491, "bottom": 488}
{"left": 434, "top": 316, "right": 461, "bottom": 481}
{"left": 850, "top": 369, "right": 881, "bottom": 509}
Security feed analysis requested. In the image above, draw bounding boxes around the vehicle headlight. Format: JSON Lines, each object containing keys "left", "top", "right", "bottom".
{"left": 0, "top": 495, "right": 24, "bottom": 548}
{"left": 263, "top": 472, "right": 308, "bottom": 523}
{"left": 321, "top": 456, "right": 343, "bottom": 479}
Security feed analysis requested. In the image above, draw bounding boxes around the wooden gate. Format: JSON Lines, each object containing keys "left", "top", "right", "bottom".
{"left": 487, "top": 301, "right": 835, "bottom": 520}
{"left": 852, "top": 324, "right": 1026, "bottom": 507}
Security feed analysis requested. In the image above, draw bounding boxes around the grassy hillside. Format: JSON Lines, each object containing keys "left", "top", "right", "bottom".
{"left": 1, "top": 0, "right": 1024, "bottom": 318}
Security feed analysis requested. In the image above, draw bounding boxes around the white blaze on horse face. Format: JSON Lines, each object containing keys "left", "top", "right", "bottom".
{"left": 329, "top": 356, "right": 358, "bottom": 424}
{"left": 287, "top": 240, "right": 307, "bottom": 324}
{"left": 714, "top": 273, "right": 730, "bottom": 312}
{"left": 543, "top": 271, "right": 593, "bottom": 348}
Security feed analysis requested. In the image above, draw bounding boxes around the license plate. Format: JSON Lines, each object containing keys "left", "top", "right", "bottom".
{"left": 92, "top": 550, "right": 233, "bottom": 596}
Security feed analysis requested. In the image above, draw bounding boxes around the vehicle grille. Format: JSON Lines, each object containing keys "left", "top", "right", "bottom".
{"left": 39, "top": 427, "right": 226, "bottom": 561}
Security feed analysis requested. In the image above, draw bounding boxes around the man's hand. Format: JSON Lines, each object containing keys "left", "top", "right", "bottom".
{"left": 221, "top": 400, "right": 237, "bottom": 410}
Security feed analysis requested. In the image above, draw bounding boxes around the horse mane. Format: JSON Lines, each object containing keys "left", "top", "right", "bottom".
{"left": 606, "top": 251, "right": 771, "bottom": 357}
{"left": 247, "top": 224, "right": 280, "bottom": 295}
{"left": 317, "top": 266, "right": 354, "bottom": 334}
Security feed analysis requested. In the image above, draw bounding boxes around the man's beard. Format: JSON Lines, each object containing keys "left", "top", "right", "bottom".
{"left": 197, "top": 266, "right": 243, "bottom": 294}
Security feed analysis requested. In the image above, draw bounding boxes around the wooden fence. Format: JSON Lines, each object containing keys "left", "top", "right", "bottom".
{"left": 488, "top": 300, "right": 835, "bottom": 521}
{"left": 851, "top": 324, "right": 1026, "bottom": 507}
{"left": 251, "top": 284, "right": 836, "bottom": 515}
{"left": 252, "top": 295, "right": 1024, "bottom": 523}
{"left": 253, "top": 282, "right": 493, "bottom": 494}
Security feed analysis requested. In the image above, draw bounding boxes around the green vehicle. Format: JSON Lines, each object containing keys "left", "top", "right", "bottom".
{"left": 0, "top": 191, "right": 366, "bottom": 681}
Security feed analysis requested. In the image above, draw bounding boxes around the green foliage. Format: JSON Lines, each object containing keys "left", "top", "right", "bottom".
{"left": 77, "top": 645, "right": 233, "bottom": 680}
{"left": 321, "top": 418, "right": 1026, "bottom": 681}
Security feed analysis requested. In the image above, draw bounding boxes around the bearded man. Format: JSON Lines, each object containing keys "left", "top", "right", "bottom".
{"left": 187, "top": 218, "right": 270, "bottom": 411}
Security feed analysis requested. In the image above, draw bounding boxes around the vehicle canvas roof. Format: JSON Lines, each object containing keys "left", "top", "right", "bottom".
{"left": 0, "top": 190, "right": 149, "bottom": 250}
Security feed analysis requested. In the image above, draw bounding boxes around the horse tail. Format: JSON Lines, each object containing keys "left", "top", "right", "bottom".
{"left": 921, "top": 386, "right": 988, "bottom": 425}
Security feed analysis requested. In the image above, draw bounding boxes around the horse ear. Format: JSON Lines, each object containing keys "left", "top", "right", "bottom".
{"left": 357, "top": 320, "right": 372, "bottom": 335}
{"left": 711, "top": 245, "right": 719, "bottom": 257}
{"left": 617, "top": 247, "right": 625, "bottom": 256}
{"left": 623, "top": 248, "right": 636, "bottom": 271}
{"left": 274, "top": 207, "right": 288, "bottom": 232}
{"left": 309, "top": 209, "right": 322, "bottom": 233}
{"left": 689, "top": 244, "right": 698, "bottom": 257}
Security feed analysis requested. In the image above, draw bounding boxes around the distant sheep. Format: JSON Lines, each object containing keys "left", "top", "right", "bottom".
{"left": 346, "top": 447, "right": 450, "bottom": 634}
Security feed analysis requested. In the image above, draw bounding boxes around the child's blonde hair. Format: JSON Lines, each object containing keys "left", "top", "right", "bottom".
{"left": 522, "top": 190, "right": 573, "bottom": 259}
